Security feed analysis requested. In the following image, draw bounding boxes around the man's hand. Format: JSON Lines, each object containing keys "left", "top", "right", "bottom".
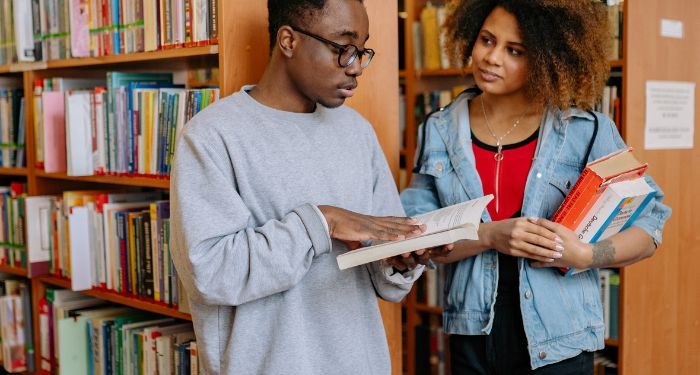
{"left": 318, "top": 205, "right": 426, "bottom": 242}
{"left": 385, "top": 244, "right": 455, "bottom": 272}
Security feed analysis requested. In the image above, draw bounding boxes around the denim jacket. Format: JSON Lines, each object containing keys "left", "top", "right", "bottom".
{"left": 400, "top": 90, "right": 671, "bottom": 369}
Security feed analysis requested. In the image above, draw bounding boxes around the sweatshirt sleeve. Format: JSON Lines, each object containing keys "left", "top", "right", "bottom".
{"left": 170, "top": 131, "right": 331, "bottom": 306}
{"left": 363, "top": 131, "right": 424, "bottom": 302}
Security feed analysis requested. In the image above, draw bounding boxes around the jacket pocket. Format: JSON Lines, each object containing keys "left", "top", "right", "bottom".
{"left": 545, "top": 161, "right": 583, "bottom": 219}
{"left": 419, "top": 151, "right": 458, "bottom": 207}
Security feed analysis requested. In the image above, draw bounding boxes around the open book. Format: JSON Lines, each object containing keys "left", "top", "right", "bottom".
{"left": 336, "top": 195, "right": 493, "bottom": 270}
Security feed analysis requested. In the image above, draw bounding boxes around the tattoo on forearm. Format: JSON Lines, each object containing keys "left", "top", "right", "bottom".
{"left": 591, "top": 239, "right": 616, "bottom": 267}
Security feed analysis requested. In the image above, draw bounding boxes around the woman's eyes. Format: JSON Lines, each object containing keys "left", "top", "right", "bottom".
{"left": 480, "top": 36, "right": 494, "bottom": 46}
{"left": 480, "top": 37, "right": 524, "bottom": 56}
{"left": 508, "top": 48, "right": 524, "bottom": 56}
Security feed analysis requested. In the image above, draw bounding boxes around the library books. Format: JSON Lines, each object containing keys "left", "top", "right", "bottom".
{"left": 0, "top": 276, "right": 33, "bottom": 373}
{"left": 553, "top": 148, "right": 654, "bottom": 276}
{"left": 337, "top": 195, "right": 492, "bottom": 270}
{"left": 34, "top": 74, "right": 220, "bottom": 177}
{"left": 1, "top": 0, "right": 219, "bottom": 64}
{"left": 0, "top": 77, "right": 25, "bottom": 168}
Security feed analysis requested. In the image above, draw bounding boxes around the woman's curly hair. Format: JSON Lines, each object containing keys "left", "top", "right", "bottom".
{"left": 444, "top": 0, "right": 611, "bottom": 110}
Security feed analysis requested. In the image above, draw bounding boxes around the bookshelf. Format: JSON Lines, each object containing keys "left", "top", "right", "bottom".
{"left": 398, "top": 0, "right": 626, "bottom": 374}
{"left": 0, "top": 1, "right": 405, "bottom": 374}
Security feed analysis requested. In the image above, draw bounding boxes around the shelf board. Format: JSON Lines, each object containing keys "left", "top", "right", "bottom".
{"left": 5, "top": 45, "right": 218, "bottom": 72}
{"left": 0, "top": 264, "right": 28, "bottom": 277}
{"left": 414, "top": 303, "right": 443, "bottom": 315}
{"left": 35, "top": 171, "right": 170, "bottom": 189}
{"left": 605, "top": 338, "right": 619, "bottom": 347}
{"left": 610, "top": 59, "right": 624, "bottom": 68}
{"left": 0, "top": 167, "right": 28, "bottom": 176}
{"left": 37, "top": 275, "right": 191, "bottom": 320}
{"left": 417, "top": 67, "right": 472, "bottom": 77}
{"left": 399, "top": 70, "right": 407, "bottom": 78}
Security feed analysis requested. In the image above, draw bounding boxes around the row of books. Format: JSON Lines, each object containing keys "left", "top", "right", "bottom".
{"left": 594, "top": 350, "right": 618, "bottom": 375}
{"left": 26, "top": 191, "right": 187, "bottom": 310}
{"left": 34, "top": 73, "right": 219, "bottom": 176}
{"left": 0, "top": 183, "right": 26, "bottom": 270}
{"left": 599, "top": 269, "right": 620, "bottom": 340}
{"left": 594, "top": 85, "right": 621, "bottom": 131}
{"left": 415, "top": 264, "right": 446, "bottom": 308}
{"left": 38, "top": 289, "right": 200, "bottom": 374}
{"left": 414, "top": 318, "right": 448, "bottom": 375}
{"left": 412, "top": 4, "right": 462, "bottom": 71}
{"left": 0, "top": 77, "right": 25, "bottom": 168}
{"left": 606, "top": 0, "right": 624, "bottom": 61}
{"left": 1, "top": 0, "right": 219, "bottom": 65}
{"left": 0, "top": 276, "right": 33, "bottom": 373}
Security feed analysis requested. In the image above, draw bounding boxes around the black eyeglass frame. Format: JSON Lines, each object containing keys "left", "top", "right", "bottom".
{"left": 289, "top": 26, "right": 375, "bottom": 68}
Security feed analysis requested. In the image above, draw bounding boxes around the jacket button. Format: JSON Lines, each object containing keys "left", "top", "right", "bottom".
{"left": 525, "top": 290, "right": 533, "bottom": 299}
{"left": 539, "top": 351, "right": 547, "bottom": 360}
{"left": 435, "top": 162, "right": 443, "bottom": 172}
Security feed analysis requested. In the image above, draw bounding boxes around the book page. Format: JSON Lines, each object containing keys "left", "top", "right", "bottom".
{"left": 415, "top": 195, "right": 493, "bottom": 235}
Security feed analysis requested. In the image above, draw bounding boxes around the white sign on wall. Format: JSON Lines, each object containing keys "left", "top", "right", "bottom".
{"left": 645, "top": 81, "right": 695, "bottom": 150}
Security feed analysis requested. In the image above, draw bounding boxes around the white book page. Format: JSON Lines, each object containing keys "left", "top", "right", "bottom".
{"left": 414, "top": 195, "right": 493, "bottom": 236}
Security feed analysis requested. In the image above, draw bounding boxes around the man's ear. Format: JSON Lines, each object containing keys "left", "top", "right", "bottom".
{"left": 277, "top": 26, "right": 297, "bottom": 58}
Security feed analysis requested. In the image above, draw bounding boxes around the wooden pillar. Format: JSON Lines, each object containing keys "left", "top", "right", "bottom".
{"left": 622, "top": 0, "right": 700, "bottom": 373}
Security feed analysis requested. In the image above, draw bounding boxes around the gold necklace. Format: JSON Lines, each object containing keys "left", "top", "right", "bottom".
{"left": 479, "top": 96, "right": 528, "bottom": 214}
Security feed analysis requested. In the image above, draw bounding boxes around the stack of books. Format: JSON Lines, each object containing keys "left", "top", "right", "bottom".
{"left": 553, "top": 148, "right": 655, "bottom": 275}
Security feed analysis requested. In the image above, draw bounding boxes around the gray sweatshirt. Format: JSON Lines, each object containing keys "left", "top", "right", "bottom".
{"left": 170, "top": 87, "right": 421, "bottom": 374}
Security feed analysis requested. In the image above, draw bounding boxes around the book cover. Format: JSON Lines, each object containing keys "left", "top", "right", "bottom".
{"left": 336, "top": 195, "right": 492, "bottom": 270}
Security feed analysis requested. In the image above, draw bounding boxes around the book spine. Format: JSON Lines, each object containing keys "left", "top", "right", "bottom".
{"left": 552, "top": 168, "right": 599, "bottom": 226}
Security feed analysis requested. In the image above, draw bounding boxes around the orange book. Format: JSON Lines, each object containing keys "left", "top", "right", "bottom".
{"left": 552, "top": 148, "right": 647, "bottom": 275}
{"left": 552, "top": 147, "right": 647, "bottom": 231}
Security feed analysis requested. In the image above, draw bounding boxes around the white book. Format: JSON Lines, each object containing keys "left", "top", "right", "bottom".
{"left": 25, "top": 196, "right": 54, "bottom": 277}
{"left": 66, "top": 90, "right": 94, "bottom": 176}
{"left": 12, "top": 0, "right": 36, "bottom": 61}
{"left": 575, "top": 178, "right": 655, "bottom": 243}
{"left": 336, "top": 195, "right": 493, "bottom": 270}
{"left": 69, "top": 206, "right": 94, "bottom": 290}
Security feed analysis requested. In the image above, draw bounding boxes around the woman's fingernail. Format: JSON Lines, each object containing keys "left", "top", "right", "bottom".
{"left": 554, "top": 236, "right": 563, "bottom": 244}
{"left": 552, "top": 252, "right": 563, "bottom": 258}
{"left": 546, "top": 258, "right": 555, "bottom": 262}
{"left": 555, "top": 244, "right": 564, "bottom": 252}
{"left": 528, "top": 217, "right": 539, "bottom": 222}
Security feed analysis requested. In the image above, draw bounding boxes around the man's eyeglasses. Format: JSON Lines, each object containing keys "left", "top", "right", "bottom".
{"left": 290, "top": 26, "right": 375, "bottom": 69}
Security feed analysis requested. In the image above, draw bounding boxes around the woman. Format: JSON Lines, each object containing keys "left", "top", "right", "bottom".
{"left": 400, "top": 0, "right": 671, "bottom": 373}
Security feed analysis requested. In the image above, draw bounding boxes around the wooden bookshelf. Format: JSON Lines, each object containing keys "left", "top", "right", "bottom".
{"left": 414, "top": 303, "right": 442, "bottom": 315}
{"left": 417, "top": 67, "right": 472, "bottom": 77}
{"left": 35, "top": 275, "right": 192, "bottom": 321}
{"left": 0, "top": 167, "right": 28, "bottom": 176}
{"left": 0, "top": 264, "right": 28, "bottom": 277}
{"left": 6, "top": 45, "right": 218, "bottom": 72}
{"left": 1, "top": 0, "right": 407, "bottom": 374}
{"left": 34, "top": 171, "right": 171, "bottom": 189}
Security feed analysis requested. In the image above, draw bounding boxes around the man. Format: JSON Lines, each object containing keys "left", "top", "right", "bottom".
{"left": 170, "top": 0, "right": 425, "bottom": 373}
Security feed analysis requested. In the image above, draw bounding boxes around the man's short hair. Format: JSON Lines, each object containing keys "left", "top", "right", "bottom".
{"left": 267, "top": 0, "right": 363, "bottom": 50}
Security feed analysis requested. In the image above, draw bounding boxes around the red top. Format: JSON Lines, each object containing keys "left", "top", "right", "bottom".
{"left": 472, "top": 129, "right": 538, "bottom": 221}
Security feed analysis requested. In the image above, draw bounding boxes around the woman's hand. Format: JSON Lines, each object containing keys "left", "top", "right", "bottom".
{"left": 481, "top": 217, "right": 564, "bottom": 262}
{"left": 526, "top": 217, "right": 593, "bottom": 269}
